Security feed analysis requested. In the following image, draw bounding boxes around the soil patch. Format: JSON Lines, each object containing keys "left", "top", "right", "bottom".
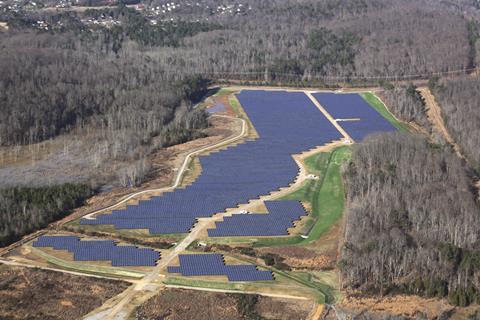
{"left": 0, "top": 265, "right": 129, "bottom": 320}
{"left": 134, "top": 288, "right": 314, "bottom": 320}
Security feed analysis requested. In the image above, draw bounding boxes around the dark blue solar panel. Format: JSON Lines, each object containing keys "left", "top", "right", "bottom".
{"left": 168, "top": 254, "right": 273, "bottom": 282}
{"left": 312, "top": 93, "right": 396, "bottom": 141}
{"left": 80, "top": 90, "right": 343, "bottom": 235}
{"left": 32, "top": 236, "right": 160, "bottom": 266}
{"left": 207, "top": 200, "right": 306, "bottom": 237}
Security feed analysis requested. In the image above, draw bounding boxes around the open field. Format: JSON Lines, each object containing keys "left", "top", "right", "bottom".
{"left": 0, "top": 264, "right": 129, "bottom": 320}
{"left": 134, "top": 288, "right": 315, "bottom": 320}
{"left": 333, "top": 294, "right": 459, "bottom": 319}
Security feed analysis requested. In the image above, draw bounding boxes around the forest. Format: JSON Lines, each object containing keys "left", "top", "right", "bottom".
{"left": 0, "top": 184, "right": 93, "bottom": 247}
{"left": 0, "top": 1, "right": 479, "bottom": 290}
{"left": 0, "top": 32, "right": 209, "bottom": 147}
{"left": 381, "top": 84, "right": 429, "bottom": 130}
{"left": 341, "top": 133, "right": 480, "bottom": 306}
{"left": 432, "top": 77, "right": 480, "bottom": 171}
{"left": 0, "top": 0, "right": 477, "bottom": 152}
{"left": 0, "top": 0, "right": 476, "bottom": 81}
{"left": 0, "top": 0, "right": 476, "bottom": 149}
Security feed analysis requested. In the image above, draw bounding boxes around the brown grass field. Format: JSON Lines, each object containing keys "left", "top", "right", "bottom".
{"left": 0, "top": 264, "right": 129, "bottom": 320}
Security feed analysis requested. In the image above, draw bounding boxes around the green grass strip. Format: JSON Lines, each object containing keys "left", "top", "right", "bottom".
{"left": 360, "top": 92, "right": 409, "bottom": 132}
{"left": 252, "top": 146, "right": 351, "bottom": 247}
{"left": 301, "top": 146, "right": 350, "bottom": 244}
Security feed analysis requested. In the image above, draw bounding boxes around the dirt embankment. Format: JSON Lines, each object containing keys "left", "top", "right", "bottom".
{"left": 0, "top": 265, "right": 129, "bottom": 320}
{"left": 418, "top": 87, "right": 462, "bottom": 157}
{"left": 258, "top": 246, "right": 334, "bottom": 270}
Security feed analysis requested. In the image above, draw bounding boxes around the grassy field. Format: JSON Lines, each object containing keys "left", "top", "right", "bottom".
{"left": 360, "top": 92, "right": 410, "bottom": 132}
{"left": 165, "top": 276, "right": 243, "bottom": 290}
{"left": 203, "top": 145, "right": 351, "bottom": 247}
{"left": 250, "top": 146, "right": 351, "bottom": 247}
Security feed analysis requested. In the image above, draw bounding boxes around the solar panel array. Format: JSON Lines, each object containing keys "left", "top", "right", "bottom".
{"left": 32, "top": 236, "right": 160, "bottom": 266}
{"left": 81, "top": 90, "right": 343, "bottom": 235}
{"left": 208, "top": 200, "right": 306, "bottom": 237}
{"left": 312, "top": 93, "right": 396, "bottom": 141}
{"left": 167, "top": 253, "right": 273, "bottom": 281}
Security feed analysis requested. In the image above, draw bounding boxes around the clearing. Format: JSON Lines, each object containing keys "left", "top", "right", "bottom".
{"left": 0, "top": 264, "right": 129, "bottom": 320}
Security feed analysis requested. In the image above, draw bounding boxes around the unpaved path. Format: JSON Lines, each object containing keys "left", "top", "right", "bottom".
{"left": 83, "top": 90, "right": 349, "bottom": 319}
{"left": 305, "top": 91, "right": 354, "bottom": 143}
{"left": 418, "top": 87, "right": 463, "bottom": 158}
{"left": 419, "top": 87, "right": 480, "bottom": 199}
{"left": 0, "top": 258, "right": 137, "bottom": 283}
{"left": 87, "top": 139, "right": 345, "bottom": 320}
{"left": 309, "top": 304, "right": 325, "bottom": 320}
{"left": 83, "top": 114, "right": 246, "bottom": 220}
{"left": 165, "top": 284, "right": 310, "bottom": 300}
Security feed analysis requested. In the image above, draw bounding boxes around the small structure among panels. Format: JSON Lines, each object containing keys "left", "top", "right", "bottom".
{"left": 312, "top": 92, "right": 396, "bottom": 141}
{"left": 167, "top": 253, "right": 273, "bottom": 282}
{"left": 207, "top": 200, "right": 307, "bottom": 237}
{"left": 32, "top": 235, "right": 160, "bottom": 267}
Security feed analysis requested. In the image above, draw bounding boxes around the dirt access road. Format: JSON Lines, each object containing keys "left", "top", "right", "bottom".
{"left": 83, "top": 114, "right": 246, "bottom": 220}
{"left": 85, "top": 93, "right": 351, "bottom": 319}
{"left": 86, "top": 137, "right": 346, "bottom": 320}
{"left": 418, "top": 87, "right": 463, "bottom": 158}
{"left": 419, "top": 87, "right": 480, "bottom": 199}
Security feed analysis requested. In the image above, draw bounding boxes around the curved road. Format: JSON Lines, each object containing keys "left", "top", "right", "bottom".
{"left": 83, "top": 114, "right": 246, "bottom": 220}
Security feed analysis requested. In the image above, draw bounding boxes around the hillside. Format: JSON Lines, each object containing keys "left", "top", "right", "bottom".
{"left": 0, "top": 1, "right": 480, "bottom": 319}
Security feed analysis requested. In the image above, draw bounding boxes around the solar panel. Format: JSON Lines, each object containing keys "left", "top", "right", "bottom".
{"left": 207, "top": 200, "right": 306, "bottom": 237}
{"left": 80, "top": 91, "right": 394, "bottom": 236}
{"left": 168, "top": 253, "right": 274, "bottom": 282}
{"left": 33, "top": 236, "right": 160, "bottom": 266}
{"left": 312, "top": 93, "right": 396, "bottom": 141}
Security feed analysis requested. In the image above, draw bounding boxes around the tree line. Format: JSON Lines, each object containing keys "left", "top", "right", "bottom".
{"left": 0, "top": 31, "right": 209, "bottom": 148}
{"left": 0, "top": 184, "right": 93, "bottom": 247}
{"left": 381, "top": 84, "right": 430, "bottom": 130}
{"left": 1, "top": 0, "right": 476, "bottom": 82}
{"left": 341, "top": 133, "right": 480, "bottom": 306}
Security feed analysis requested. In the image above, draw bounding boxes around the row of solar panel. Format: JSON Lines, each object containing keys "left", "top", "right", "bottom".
{"left": 208, "top": 200, "right": 307, "bottom": 237}
{"left": 80, "top": 90, "right": 343, "bottom": 235}
{"left": 80, "top": 91, "right": 394, "bottom": 236}
{"left": 312, "top": 93, "right": 396, "bottom": 141}
{"left": 167, "top": 253, "right": 273, "bottom": 282}
{"left": 33, "top": 236, "right": 160, "bottom": 266}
